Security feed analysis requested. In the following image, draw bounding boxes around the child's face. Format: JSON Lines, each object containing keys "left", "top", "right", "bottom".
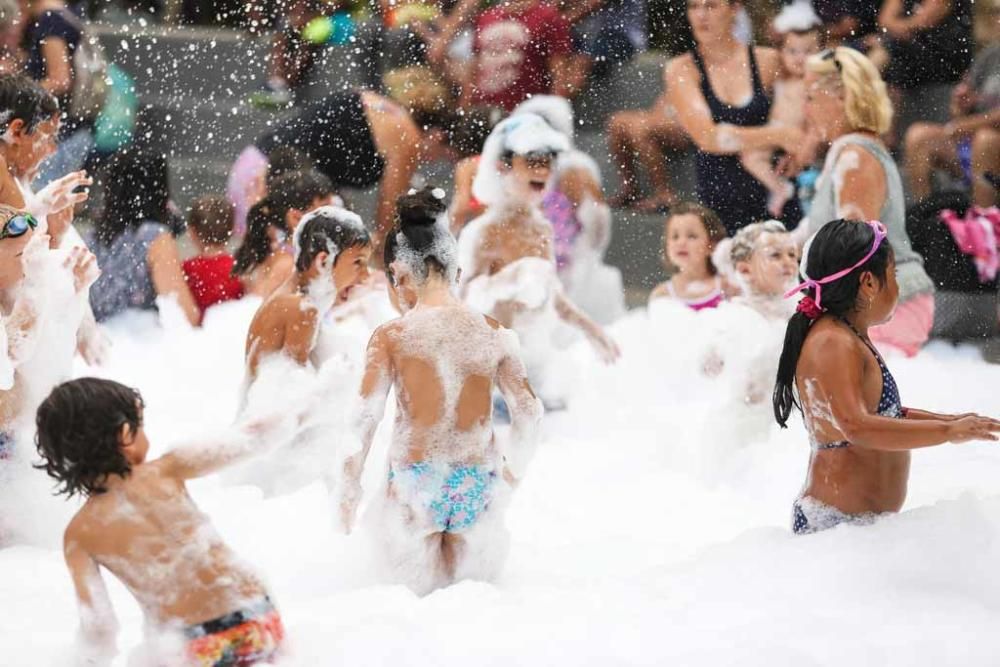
{"left": 738, "top": 232, "right": 799, "bottom": 296}
{"left": 666, "top": 213, "right": 713, "bottom": 275}
{"left": 332, "top": 244, "right": 372, "bottom": 303}
{"left": 504, "top": 153, "right": 553, "bottom": 206}
{"left": 781, "top": 31, "right": 821, "bottom": 79}
{"left": 8, "top": 115, "right": 59, "bottom": 179}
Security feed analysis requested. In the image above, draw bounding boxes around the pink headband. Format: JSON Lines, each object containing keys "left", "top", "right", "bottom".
{"left": 785, "top": 220, "right": 888, "bottom": 311}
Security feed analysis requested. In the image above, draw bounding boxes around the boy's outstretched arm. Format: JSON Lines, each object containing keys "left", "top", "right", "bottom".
{"left": 553, "top": 289, "right": 621, "bottom": 364}
{"left": 65, "top": 531, "right": 117, "bottom": 667}
{"left": 340, "top": 326, "right": 393, "bottom": 532}
{"left": 160, "top": 410, "right": 299, "bottom": 480}
{"left": 496, "top": 329, "right": 544, "bottom": 484}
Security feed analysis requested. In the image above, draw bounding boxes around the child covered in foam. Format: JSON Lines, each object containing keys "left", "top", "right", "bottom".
{"left": 235, "top": 206, "right": 373, "bottom": 496}
{"left": 36, "top": 378, "right": 294, "bottom": 665}
{"left": 341, "top": 187, "right": 543, "bottom": 594}
{"left": 511, "top": 95, "right": 625, "bottom": 324}
{"left": 457, "top": 113, "right": 620, "bottom": 408}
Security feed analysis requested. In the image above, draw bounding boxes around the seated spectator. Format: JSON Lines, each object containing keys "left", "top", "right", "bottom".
{"left": 232, "top": 169, "right": 340, "bottom": 298}
{"left": 0, "top": 0, "right": 23, "bottom": 74}
{"left": 85, "top": 149, "right": 201, "bottom": 326}
{"left": 878, "top": 0, "right": 974, "bottom": 139}
{"left": 182, "top": 195, "right": 244, "bottom": 321}
{"left": 464, "top": 0, "right": 578, "bottom": 111}
{"left": 904, "top": 36, "right": 1000, "bottom": 207}
{"left": 562, "top": 0, "right": 647, "bottom": 81}
{"left": 605, "top": 78, "right": 688, "bottom": 212}
{"left": 807, "top": 0, "right": 878, "bottom": 49}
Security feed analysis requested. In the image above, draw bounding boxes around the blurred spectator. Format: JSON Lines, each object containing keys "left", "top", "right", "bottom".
{"left": 807, "top": 0, "right": 878, "bottom": 48}
{"left": 801, "top": 47, "right": 935, "bottom": 357}
{"left": 665, "top": 0, "right": 799, "bottom": 234}
{"left": 741, "top": 2, "right": 821, "bottom": 218}
{"left": 233, "top": 89, "right": 486, "bottom": 253}
{"left": 85, "top": 148, "right": 201, "bottom": 326}
{"left": 182, "top": 195, "right": 244, "bottom": 321}
{"left": 904, "top": 40, "right": 1000, "bottom": 207}
{"left": 562, "top": 0, "right": 647, "bottom": 83}
{"left": 0, "top": 0, "right": 23, "bottom": 74}
{"left": 24, "top": 0, "right": 78, "bottom": 114}
{"left": 879, "top": 0, "right": 974, "bottom": 137}
{"left": 604, "top": 80, "right": 687, "bottom": 212}
{"left": 464, "top": 0, "right": 578, "bottom": 111}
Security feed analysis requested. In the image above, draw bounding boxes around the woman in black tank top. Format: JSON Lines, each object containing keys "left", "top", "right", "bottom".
{"left": 665, "top": 1, "right": 801, "bottom": 235}
{"left": 690, "top": 45, "right": 772, "bottom": 234}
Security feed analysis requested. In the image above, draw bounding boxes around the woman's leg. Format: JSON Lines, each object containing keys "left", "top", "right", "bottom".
{"left": 606, "top": 109, "right": 645, "bottom": 206}
{"left": 971, "top": 127, "right": 1000, "bottom": 207}
{"left": 903, "top": 122, "right": 959, "bottom": 201}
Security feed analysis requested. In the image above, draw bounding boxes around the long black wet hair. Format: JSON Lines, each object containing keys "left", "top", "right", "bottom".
{"left": 95, "top": 148, "right": 171, "bottom": 246}
{"left": 231, "top": 169, "right": 334, "bottom": 276}
{"left": 383, "top": 186, "right": 450, "bottom": 284}
{"left": 773, "top": 219, "right": 892, "bottom": 428}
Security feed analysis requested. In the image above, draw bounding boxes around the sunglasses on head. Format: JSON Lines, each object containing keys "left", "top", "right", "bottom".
{"left": 0, "top": 213, "right": 38, "bottom": 241}
{"left": 820, "top": 49, "right": 843, "bottom": 73}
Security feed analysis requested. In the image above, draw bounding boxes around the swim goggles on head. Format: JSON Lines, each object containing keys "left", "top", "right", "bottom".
{"left": 784, "top": 220, "right": 888, "bottom": 312}
{"left": 0, "top": 212, "right": 38, "bottom": 241}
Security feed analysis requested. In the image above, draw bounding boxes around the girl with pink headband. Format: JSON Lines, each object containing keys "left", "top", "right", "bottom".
{"left": 773, "top": 219, "right": 1000, "bottom": 534}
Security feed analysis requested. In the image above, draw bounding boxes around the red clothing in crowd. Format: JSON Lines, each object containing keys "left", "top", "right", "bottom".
{"left": 472, "top": 2, "right": 573, "bottom": 111}
{"left": 182, "top": 254, "right": 244, "bottom": 316}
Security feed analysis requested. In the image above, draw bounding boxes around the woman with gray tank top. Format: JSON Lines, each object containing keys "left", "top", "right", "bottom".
{"left": 799, "top": 47, "right": 934, "bottom": 357}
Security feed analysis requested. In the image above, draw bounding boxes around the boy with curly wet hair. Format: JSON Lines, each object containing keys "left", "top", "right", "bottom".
{"left": 35, "top": 377, "right": 293, "bottom": 666}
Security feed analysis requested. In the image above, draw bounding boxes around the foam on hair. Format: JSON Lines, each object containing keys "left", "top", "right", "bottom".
{"left": 730, "top": 219, "right": 789, "bottom": 265}
{"left": 385, "top": 186, "right": 458, "bottom": 285}
{"left": 472, "top": 113, "right": 570, "bottom": 206}
{"left": 772, "top": 0, "right": 820, "bottom": 34}
{"left": 512, "top": 95, "right": 575, "bottom": 141}
{"left": 293, "top": 205, "right": 370, "bottom": 273}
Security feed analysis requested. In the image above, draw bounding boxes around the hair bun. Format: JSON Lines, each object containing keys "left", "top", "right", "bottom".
{"left": 397, "top": 186, "right": 447, "bottom": 229}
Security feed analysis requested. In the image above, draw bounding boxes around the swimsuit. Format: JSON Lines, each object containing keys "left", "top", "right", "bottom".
{"left": 0, "top": 431, "right": 12, "bottom": 460}
{"left": 663, "top": 278, "right": 725, "bottom": 312}
{"left": 794, "top": 318, "right": 903, "bottom": 535}
{"left": 690, "top": 45, "right": 771, "bottom": 235}
{"left": 389, "top": 462, "right": 497, "bottom": 533}
{"left": 184, "top": 597, "right": 284, "bottom": 667}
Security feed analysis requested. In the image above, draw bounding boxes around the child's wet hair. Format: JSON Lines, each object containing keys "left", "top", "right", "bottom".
{"left": 773, "top": 219, "right": 892, "bottom": 427}
{"left": 232, "top": 169, "right": 334, "bottom": 276}
{"left": 294, "top": 207, "right": 371, "bottom": 272}
{"left": 188, "top": 194, "right": 235, "bottom": 246}
{"left": 0, "top": 73, "right": 59, "bottom": 134}
{"left": 664, "top": 202, "right": 728, "bottom": 275}
{"left": 730, "top": 219, "right": 789, "bottom": 265}
{"left": 383, "top": 186, "right": 455, "bottom": 284}
{"left": 35, "top": 378, "right": 144, "bottom": 498}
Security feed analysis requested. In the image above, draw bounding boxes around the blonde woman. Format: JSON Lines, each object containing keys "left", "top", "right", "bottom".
{"left": 802, "top": 47, "right": 934, "bottom": 357}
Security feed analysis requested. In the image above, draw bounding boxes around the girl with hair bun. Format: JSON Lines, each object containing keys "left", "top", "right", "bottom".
{"left": 342, "top": 186, "right": 543, "bottom": 594}
{"left": 775, "top": 219, "right": 1000, "bottom": 535}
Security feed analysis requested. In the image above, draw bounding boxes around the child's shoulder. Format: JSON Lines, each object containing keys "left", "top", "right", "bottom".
{"left": 649, "top": 280, "right": 672, "bottom": 300}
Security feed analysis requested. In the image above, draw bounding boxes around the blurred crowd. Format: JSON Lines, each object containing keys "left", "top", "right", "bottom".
{"left": 0, "top": 0, "right": 996, "bottom": 357}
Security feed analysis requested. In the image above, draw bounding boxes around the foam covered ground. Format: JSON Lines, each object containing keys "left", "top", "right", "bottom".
{"left": 2, "top": 298, "right": 999, "bottom": 666}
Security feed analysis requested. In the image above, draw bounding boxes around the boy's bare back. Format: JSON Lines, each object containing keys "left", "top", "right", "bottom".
{"left": 245, "top": 292, "right": 319, "bottom": 375}
{"left": 65, "top": 459, "right": 265, "bottom": 628}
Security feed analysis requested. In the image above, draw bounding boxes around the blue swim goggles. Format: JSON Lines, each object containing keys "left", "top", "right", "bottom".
{"left": 0, "top": 212, "right": 38, "bottom": 241}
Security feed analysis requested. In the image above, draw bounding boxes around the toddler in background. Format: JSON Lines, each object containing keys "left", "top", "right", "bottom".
{"left": 740, "top": 5, "right": 822, "bottom": 217}
{"left": 183, "top": 195, "right": 244, "bottom": 321}
{"left": 723, "top": 219, "right": 800, "bottom": 319}
{"left": 649, "top": 202, "right": 728, "bottom": 311}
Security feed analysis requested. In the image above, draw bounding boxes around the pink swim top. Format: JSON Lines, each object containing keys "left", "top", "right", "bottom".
{"left": 664, "top": 276, "right": 725, "bottom": 311}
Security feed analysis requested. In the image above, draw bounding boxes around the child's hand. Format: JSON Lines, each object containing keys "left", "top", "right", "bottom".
{"left": 947, "top": 415, "right": 1000, "bottom": 443}
{"left": 77, "top": 320, "right": 110, "bottom": 367}
{"left": 66, "top": 247, "right": 100, "bottom": 294}
{"left": 37, "top": 170, "right": 91, "bottom": 215}
{"left": 21, "top": 231, "right": 52, "bottom": 283}
{"left": 338, "top": 477, "right": 362, "bottom": 535}
{"left": 589, "top": 328, "right": 621, "bottom": 365}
